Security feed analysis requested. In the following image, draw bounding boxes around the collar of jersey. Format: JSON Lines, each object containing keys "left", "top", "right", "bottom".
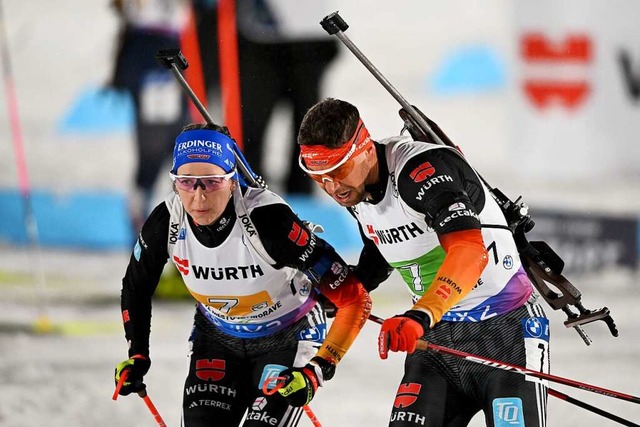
{"left": 362, "top": 142, "right": 389, "bottom": 205}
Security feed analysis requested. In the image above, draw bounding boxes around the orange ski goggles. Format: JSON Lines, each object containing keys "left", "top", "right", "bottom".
{"left": 299, "top": 119, "right": 372, "bottom": 184}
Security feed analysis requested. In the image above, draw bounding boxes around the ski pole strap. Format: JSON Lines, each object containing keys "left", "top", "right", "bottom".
{"left": 262, "top": 376, "right": 287, "bottom": 396}
{"left": 261, "top": 375, "right": 323, "bottom": 426}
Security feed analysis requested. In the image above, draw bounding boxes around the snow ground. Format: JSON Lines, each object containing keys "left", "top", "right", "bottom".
{"left": 0, "top": 247, "right": 638, "bottom": 427}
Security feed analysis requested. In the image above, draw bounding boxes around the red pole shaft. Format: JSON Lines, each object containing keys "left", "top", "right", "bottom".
{"left": 303, "top": 405, "right": 323, "bottom": 427}
{"left": 180, "top": 2, "right": 208, "bottom": 122}
{"left": 139, "top": 391, "right": 168, "bottom": 427}
{"left": 0, "top": 3, "right": 29, "bottom": 196}
{"left": 217, "top": 0, "right": 243, "bottom": 147}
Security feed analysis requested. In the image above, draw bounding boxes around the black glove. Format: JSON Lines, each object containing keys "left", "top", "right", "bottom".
{"left": 277, "top": 359, "right": 328, "bottom": 407}
{"left": 114, "top": 354, "right": 150, "bottom": 396}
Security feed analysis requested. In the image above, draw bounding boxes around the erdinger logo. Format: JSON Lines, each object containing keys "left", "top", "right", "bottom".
{"left": 394, "top": 383, "right": 422, "bottom": 408}
{"left": 288, "top": 222, "right": 309, "bottom": 246}
{"left": 173, "top": 255, "right": 189, "bottom": 275}
{"left": 195, "top": 359, "right": 226, "bottom": 381}
{"left": 409, "top": 162, "right": 435, "bottom": 183}
{"left": 176, "top": 139, "right": 222, "bottom": 152}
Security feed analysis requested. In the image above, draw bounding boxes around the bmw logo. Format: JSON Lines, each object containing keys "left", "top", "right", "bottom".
{"left": 525, "top": 318, "right": 542, "bottom": 337}
{"left": 503, "top": 255, "right": 513, "bottom": 270}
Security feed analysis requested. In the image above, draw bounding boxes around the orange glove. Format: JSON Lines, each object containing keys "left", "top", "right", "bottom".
{"left": 378, "top": 311, "right": 430, "bottom": 359}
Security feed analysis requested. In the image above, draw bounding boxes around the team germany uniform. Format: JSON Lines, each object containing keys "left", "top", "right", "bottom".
{"left": 121, "top": 186, "right": 370, "bottom": 426}
{"left": 352, "top": 137, "right": 549, "bottom": 427}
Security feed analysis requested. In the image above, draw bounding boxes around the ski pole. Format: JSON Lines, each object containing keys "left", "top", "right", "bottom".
{"left": 262, "top": 376, "right": 323, "bottom": 427}
{"left": 113, "top": 370, "right": 168, "bottom": 427}
{"left": 155, "top": 48, "right": 265, "bottom": 189}
{"left": 371, "top": 314, "right": 638, "bottom": 424}
{"left": 369, "top": 314, "right": 640, "bottom": 405}
{"left": 138, "top": 389, "right": 168, "bottom": 427}
{"left": 320, "top": 12, "right": 444, "bottom": 147}
{"left": 548, "top": 388, "right": 639, "bottom": 427}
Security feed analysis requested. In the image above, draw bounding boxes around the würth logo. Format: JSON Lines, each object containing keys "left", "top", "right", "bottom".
{"left": 521, "top": 33, "right": 592, "bottom": 110}
{"left": 393, "top": 383, "right": 422, "bottom": 408}
{"left": 366, "top": 222, "right": 425, "bottom": 245}
{"left": 174, "top": 255, "right": 190, "bottom": 275}
{"left": 435, "top": 284, "right": 452, "bottom": 300}
{"left": 366, "top": 224, "right": 380, "bottom": 245}
{"left": 195, "top": 359, "right": 226, "bottom": 381}
{"left": 409, "top": 162, "right": 435, "bottom": 183}
{"left": 288, "top": 222, "right": 309, "bottom": 246}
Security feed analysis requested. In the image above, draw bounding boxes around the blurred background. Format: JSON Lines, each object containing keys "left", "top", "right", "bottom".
{"left": 0, "top": 0, "right": 638, "bottom": 426}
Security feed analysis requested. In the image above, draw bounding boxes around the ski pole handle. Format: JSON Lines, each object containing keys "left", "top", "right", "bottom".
{"left": 112, "top": 369, "right": 128, "bottom": 400}
{"left": 156, "top": 49, "right": 214, "bottom": 125}
{"left": 261, "top": 376, "right": 323, "bottom": 426}
{"left": 320, "top": 12, "right": 443, "bottom": 146}
{"left": 156, "top": 48, "right": 261, "bottom": 188}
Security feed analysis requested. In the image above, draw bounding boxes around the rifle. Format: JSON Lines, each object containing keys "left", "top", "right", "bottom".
{"left": 320, "top": 11, "right": 618, "bottom": 345}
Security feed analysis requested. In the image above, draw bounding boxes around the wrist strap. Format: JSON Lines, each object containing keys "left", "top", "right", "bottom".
{"left": 302, "top": 366, "right": 320, "bottom": 391}
{"left": 310, "top": 356, "right": 336, "bottom": 383}
{"left": 402, "top": 309, "right": 432, "bottom": 329}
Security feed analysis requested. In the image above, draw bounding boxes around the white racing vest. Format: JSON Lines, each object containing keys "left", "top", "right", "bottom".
{"left": 353, "top": 137, "right": 532, "bottom": 322}
{"left": 165, "top": 186, "right": 316, "bottom": 337}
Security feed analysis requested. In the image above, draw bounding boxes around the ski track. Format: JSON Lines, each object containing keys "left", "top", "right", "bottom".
{"left": 0, "top": 248, "right": 638, "bottom": 427}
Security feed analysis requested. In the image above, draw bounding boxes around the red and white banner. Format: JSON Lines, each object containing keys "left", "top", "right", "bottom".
{"left": 512, "top": 0, "right": 640, "bottom": 182}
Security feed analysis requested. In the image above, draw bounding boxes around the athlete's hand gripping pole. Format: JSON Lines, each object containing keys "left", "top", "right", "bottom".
{"left": 262, "top": 376, "right": 323, "bottom": 427}
{"left": 155, "top": 48, "right": 266, "bottom": 189}
{"left": 113, "top": 370, "right": 168, "bottom": 427}
{"left": 371, "top": 314, "right": 638, "bottom": 425}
